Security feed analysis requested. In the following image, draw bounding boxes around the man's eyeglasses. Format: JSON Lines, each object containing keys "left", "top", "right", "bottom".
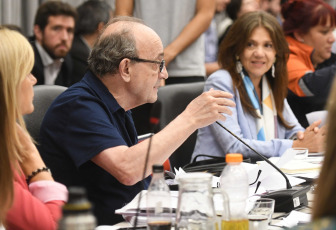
{"left": 128, "top": 57, "right": 165, "bottom": 73}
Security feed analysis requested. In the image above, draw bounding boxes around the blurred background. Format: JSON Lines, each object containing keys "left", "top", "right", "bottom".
{"left": 0, "top": 0, "right": 115, "bottom": 37}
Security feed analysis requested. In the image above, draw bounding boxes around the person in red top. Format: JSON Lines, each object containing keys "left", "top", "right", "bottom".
{"left": 0, "top": 27, "right": 68, "bottom": 230}
{"left": 281, "top": 0, "right": 336, "bottom": 127}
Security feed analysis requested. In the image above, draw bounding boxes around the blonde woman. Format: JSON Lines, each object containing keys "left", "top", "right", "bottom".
{"left": 0, "top": 27, "right": 67, "bottom": 230}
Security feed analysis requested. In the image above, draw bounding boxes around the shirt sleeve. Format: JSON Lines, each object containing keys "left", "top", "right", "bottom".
{"left": 300, "top": 65, "right": 336, "bottom": 98}
{"left": 287, "top": 50, "right": 336, "bottom": 97}
{"left": 6, "top": 171, "right": 66, "bottom": 230}
{"left": 283, "top": 99, "right": 304, "bottom": 139}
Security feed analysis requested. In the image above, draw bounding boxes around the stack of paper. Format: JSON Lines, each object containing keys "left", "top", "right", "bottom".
{"left": 278, "top": 160, "right": 320, "bottom": 174}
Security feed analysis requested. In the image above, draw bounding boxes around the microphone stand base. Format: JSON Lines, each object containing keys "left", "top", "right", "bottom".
{"left": 261, "top": 185, "right": 311, "bottom": 212}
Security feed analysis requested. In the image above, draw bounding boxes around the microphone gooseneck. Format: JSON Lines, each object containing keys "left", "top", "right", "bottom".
{"left": 215, "top": 121, "right": 292, "bottom": 189}
{"left": 133, "top": 133, "right": 154, "bottom": 229}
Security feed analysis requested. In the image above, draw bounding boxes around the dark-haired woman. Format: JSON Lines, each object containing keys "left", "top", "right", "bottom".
{"left": 192, "top": 11, "right": 325, "bottom": 161}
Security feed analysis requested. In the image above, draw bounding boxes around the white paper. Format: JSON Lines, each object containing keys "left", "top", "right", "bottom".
{"left": 243, "top": 148, "right": 307, "bottom": 193}
{"left": 306, "top": 110, "right": 327, "bottom": 127}
{"left": 273, "top": 210, "right": 311, "bottom": 228}
{"left": 115, "top": 190, "right": 179, "bottom": 215}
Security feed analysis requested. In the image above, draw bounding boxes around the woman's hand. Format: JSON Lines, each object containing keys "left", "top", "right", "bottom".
{"left": 296, "top": 120, "right": 321, "bottom": 140}
{"left": 293, "top": 120, "right": 326, "bottom": 153}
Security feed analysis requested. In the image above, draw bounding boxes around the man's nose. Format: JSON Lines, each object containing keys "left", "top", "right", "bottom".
{"left": 60, "top": 29, "right": 71, "bottom": 41}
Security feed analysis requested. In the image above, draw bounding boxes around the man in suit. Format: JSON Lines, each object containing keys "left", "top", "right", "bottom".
{"left": 70, "top": 0, "right": 113, "bottom": 84}
{"left": 30, "top": 1, "right": 77, "bottom": 87}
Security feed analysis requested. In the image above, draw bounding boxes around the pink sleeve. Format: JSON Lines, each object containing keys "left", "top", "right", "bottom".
{"left": 29, "top": 180, "right": 68, "bottom": 203}
{"left": 6, "top": 171, "right": 68, "bottom": 230}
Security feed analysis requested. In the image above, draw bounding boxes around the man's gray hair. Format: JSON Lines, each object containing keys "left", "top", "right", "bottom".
{"left": 88, "top": 16, "right": 144, "bottom": 77}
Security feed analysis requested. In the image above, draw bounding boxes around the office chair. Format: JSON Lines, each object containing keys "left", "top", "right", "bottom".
{"left": 150, "top": 81, "right": 205, "bottom": 169}
{"left": 24, "top": 85, "right": 67, "bottom": 142}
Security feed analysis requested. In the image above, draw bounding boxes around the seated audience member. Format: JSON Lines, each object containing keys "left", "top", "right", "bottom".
{"left": 38, "top": 16, "right": 235, "bottom": 225}
{"left": 282, "top": 0, "right": 336, "bottom": 127}
{"left": 192, "top": 11, "right": 325, "bottom": 162}
{"left": 70, "top": 0, "right": 113, "bottom": 83}
{"left": 218, "top": 0, "right": 259, "bottom": 46}
{"left": 259, "top": 0, "right": 283, "bottom": 24}
{"left": 0, "top": 27, "right": 67, "bottom": 230}
{"left": 29, "top": 1, "right": 77, "bottom": 86}
{"left": 205, "top": 0, "right": 231, "bottom": 77}
{"left": 289, "top": 79, "right": 336, "bottom": 230}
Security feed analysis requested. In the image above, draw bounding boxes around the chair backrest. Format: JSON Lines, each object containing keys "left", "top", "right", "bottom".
{"left": 24, "top": 85, "right": 67, "bottom": 142}
{"left": 150, "top": 82, "right": 205, "bottom": 169}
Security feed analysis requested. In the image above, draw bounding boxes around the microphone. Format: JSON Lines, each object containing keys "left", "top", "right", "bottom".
{"left": 215, "top": 121, "right": 292, "bottom": 189}
{"left": 215, "top": 121, "right": 311, "bottom": 213}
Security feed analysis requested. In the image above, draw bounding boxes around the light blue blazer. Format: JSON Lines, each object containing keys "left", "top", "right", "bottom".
{"left": 191, "top": 70, "right": 304, "bottom": 161}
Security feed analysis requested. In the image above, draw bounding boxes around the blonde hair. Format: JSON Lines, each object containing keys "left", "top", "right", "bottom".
{"left": 313, "top": 79, "right": 336, "bottom": 220}
{"left": 0, "top": 27, "right": 34, "bottom": 224}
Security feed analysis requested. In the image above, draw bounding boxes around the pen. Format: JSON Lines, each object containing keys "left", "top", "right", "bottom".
{"left": 254, "top": 181, "right": 261, "bottom": 194}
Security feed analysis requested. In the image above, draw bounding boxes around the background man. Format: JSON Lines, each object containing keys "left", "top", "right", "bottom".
{"left": 30, "top": 1, "right": 77, "bottom": 86}
{"left": 39, "top": 16, "right": 235, "bottom": 225}
{"left": 70, "top": 0, "right": 113, "bottom": 84}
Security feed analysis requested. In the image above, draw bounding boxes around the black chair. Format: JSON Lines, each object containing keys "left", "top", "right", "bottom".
{"left": 24, "top": 85, "right": 67, "bottom": 142}
{"left": 150, "top": 82, "right": 205, "bottom": 169}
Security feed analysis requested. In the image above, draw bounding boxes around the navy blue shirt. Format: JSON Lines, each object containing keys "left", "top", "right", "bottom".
{"left": 39, "top": 71, "right": 143, "bottom": 225}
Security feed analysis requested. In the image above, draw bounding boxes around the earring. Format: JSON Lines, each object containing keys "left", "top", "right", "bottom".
{"left": 236, "top": 60, "right": 243, "bottom": 74}
{"left": 271, "top": 64, "right": 275, "bottom": 78}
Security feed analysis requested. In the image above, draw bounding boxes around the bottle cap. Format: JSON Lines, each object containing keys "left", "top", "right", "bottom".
{"left": 152, "top": 164, "right": 164, "bottom": 173}
{"left": 63, "top": 187, "right": 92, "bottom": 213}
{"left": 226, "top": 153, "right": 243, "bottom": 163}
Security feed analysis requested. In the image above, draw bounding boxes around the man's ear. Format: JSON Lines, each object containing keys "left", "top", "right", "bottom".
{"left": 119, "top": 58, "right": 131, "bottom": 83}
{"left": 34, "top": 25, "right": 43, "bottom": 42}
{"left": 293, "top": 31, "right": 304, "bottom": 43}
{"left": 97, "top": 22, "right": 105, "bottom": 33}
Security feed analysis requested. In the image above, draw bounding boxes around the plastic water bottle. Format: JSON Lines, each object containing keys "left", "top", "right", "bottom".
{"left": 58, "top": 187, "right": 96, "bottom": 230}
{"left": 146, "top": 164, "right": 172, "bottom": 230}
{"left": 220, "top": 153, "right": 249, "bottom": 229}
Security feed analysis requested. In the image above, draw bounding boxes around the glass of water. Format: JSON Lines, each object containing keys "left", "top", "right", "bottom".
{"left": 247, "top": 198, "right": 275, "bottom": 230}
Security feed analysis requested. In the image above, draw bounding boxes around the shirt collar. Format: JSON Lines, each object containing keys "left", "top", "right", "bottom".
{"left": 35, "top": 40, "right": 64, "bottom": 67}
{"left": 82, "top": 71, "right": 125, "bottom": 114}
{"left": 286, "top": 36, "right": 314, "bottom": 56}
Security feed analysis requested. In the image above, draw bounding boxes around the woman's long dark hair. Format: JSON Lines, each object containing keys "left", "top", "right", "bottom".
{"left": 218, "top": 11, "right": 292, "bottom": 129}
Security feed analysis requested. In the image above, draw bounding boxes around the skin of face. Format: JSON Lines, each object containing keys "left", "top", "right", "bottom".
{"left": 268, "top": 0, "right": 281, "bottom": 16}
{"left": 127, "top": 25, "right": 168, "bottom": 105}
{"left": 237, "top": 0, "right": 260, "bottom": 18}
{"left": 216, "top": 0, "right": 231, "bottom": 12}
{"left": 34, "top": 15, "right": 75, "bottom": 59}
{"left": 300, "top": 17, "right": 335, "bottom": 66}
{"left": 19, "top": 73, "right": 37, "bottom": 115}
{"left": 239, "top": 26, "right": 276, "bottom": 83}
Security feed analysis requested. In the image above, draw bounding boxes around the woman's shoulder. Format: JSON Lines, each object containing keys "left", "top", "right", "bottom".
{"left": 207, "top": 69, "right": 233, "bottom": 84}
{"left": 206, "top": 69, "right": 234, "bottom": 92}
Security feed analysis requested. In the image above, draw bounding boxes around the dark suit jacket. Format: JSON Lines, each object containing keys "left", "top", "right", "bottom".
{"left": 69, "top": 36, "right": 91, "bottom": 84}
{"left": 29, "top": 37, "right": 74, "bottom": 87}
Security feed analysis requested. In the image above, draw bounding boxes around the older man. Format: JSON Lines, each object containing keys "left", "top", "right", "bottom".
{"left": 39, "top": 16, "right": 235, "bottom": 225}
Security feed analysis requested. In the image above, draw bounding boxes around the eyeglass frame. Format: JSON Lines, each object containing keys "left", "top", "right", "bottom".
{"left": 126, "top": 57, "right": 165, "bottom": 73}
